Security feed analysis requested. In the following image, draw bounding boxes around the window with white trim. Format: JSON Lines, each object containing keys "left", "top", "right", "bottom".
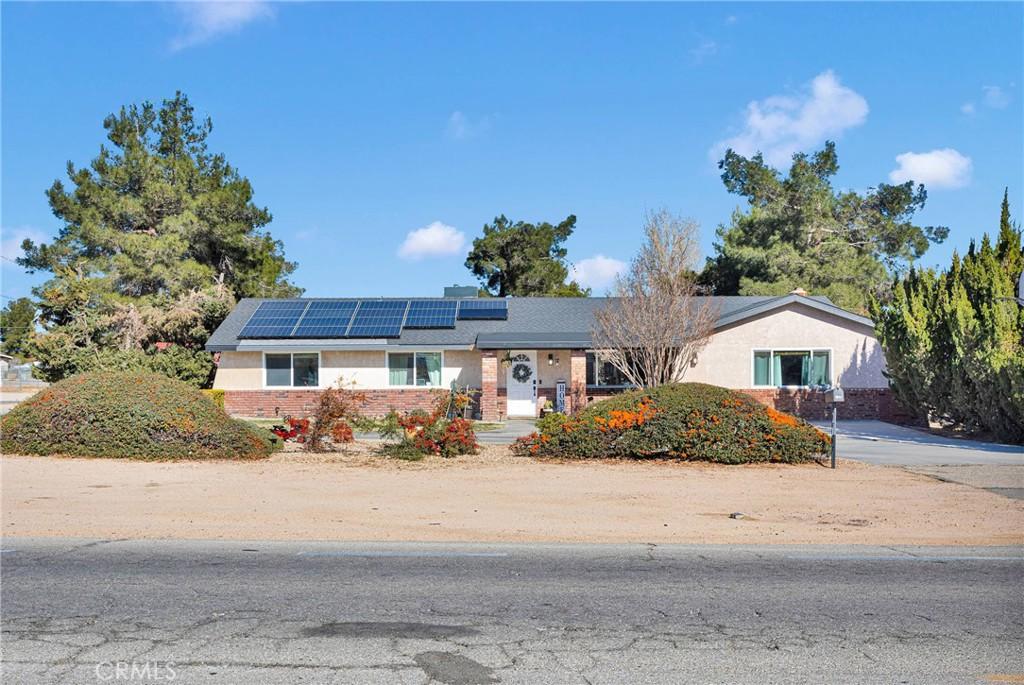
{"left": 753, "top": 350, "right": 830, "bottom": 388}
{"left": 265, "top": 353, "right": 319, "bottom": 387}
{"left": 388, "top": 352, "right": 442, "bottom": 387}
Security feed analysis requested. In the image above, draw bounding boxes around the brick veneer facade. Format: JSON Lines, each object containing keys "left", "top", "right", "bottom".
{"left": 732, "top": 387, "right": 916, "bottom": 423}
{"left": 569, "top": 350, "right": 587, "bottom": 414}
{"left": 583, "top": 385, "right": 914, "bottom": 423}
{"left": 224, "top": 389, "right": 441, "bottom": 418}
{"left": 480, "top": 351, "right": 499, "bottom": 421}
{"left": 223, "top": 353, "right": 912, "bottom": 425}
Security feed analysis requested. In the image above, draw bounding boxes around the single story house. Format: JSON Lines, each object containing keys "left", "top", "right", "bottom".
{"left": 205, "top": 289, "right": 908, "bottom": 422}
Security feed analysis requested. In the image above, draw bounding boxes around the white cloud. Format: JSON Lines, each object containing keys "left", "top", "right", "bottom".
{"left": 725, "top": 15, "right": 738, "bottom": 24}
{"left": 710, "top": 70, "right": 869, "bottom": 168}
{"left": 960, "top": 102, "right": 976, "bottom": 116}
{"left": 982, "top": 85, "right": 1010, "bottom": 109}
{"left": 570, "top": 255, "right": 627, "bottom": 291}
{"left": 0, "top": 226, "right": 46, "bottom": 267}
{"left": 170, "top": 1, "right": 273, "bottom": 52}
{"left": 445, "top": 111, "right": 491, "bottom": 140}
{"left": 397, "top": 222, "right": 466, "bottom": 261}
{"left": 888, "top": 149, "right": 972, "bottom": 189}
{"left": 689, "top": 38, "right": 718, "bottom": 65}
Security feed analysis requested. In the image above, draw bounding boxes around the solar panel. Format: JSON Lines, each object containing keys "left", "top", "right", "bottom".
{"left": 292, "top": 300, "right": 358, "bottom": 338}
{"left": 457, "top": 299, "right": 508, "bottom": 320}
{"left": 347, "top": 300, "right": 409, "bottom": 337}
{"left": 238, "top": 301, "right": 309, "bottom": 338}
{"left": 404, "top": 300, "right": 458, "bottom": 328}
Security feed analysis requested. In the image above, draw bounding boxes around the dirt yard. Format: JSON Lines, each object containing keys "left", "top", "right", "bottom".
{"left": 3, "top": 443, "right": 1021, "bottom": 545}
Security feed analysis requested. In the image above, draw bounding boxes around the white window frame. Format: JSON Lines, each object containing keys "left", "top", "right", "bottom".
{"left": 386, "top": 350, "right": 445, "bottom": 388}
{"left": 751, "top": 348, "right": 833, "bottom": 389}
{"left": 263, "top": 351, "right": 322, "bottom": 389}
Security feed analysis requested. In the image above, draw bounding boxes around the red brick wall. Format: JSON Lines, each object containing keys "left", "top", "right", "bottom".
{"left": 569, "top": 350, "right": 587, "bottom": 414}
{"left": 735, "top": 388, "right": 915, "bottom": 422}
{"left": 480, "top": 351, "right": 499, "bottom": 421}
{"left": 224, "top": 389, "right": 442, "bottom": 418}
{"left": 581, "top": 385, "right": 915, "bottom": 423}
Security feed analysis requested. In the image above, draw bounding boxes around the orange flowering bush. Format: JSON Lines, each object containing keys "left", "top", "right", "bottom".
{"left": 512, "top": 383, "right": 830, "bottom": 464}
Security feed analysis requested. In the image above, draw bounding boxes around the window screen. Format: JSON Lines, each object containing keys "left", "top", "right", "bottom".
{"left": 266, "top": 354, "right": 291, "bottom": 386}
{"left": 292, "top": 354, "right": 319, "bottom": 387}
{"left": 389, "top": 353, "right": 414, "bottom": 386}
{"left": 753, "top": 351, "right": 771, "bottom": 386}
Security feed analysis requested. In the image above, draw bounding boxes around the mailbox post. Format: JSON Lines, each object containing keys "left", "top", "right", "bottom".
{"left": 824, "top": 386, "right": 844, "bottom": 469}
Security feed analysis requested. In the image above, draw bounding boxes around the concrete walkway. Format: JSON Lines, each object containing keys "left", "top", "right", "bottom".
{"left": 476, "top": 419, "right": 536, "bottom": 444}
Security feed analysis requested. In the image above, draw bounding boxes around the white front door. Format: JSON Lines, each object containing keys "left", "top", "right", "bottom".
{"left": 506, "top": 350, "right": 537, "bottom": 417}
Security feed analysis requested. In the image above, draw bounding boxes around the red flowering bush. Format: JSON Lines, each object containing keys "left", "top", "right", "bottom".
{"left": 382, "top": 393, "right": 479, "bottom": 459}
{"left": 512, "top": 383, "right": 829, "bottom": 464}
{"left": 271, "top": 417, "right": 309, "bottom": 443}
{"left": 305, "top": 382, "right": 367, "bottom": 452}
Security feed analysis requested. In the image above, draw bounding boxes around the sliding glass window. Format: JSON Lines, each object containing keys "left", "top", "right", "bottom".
{"left": 752, "top": 350, "right": 830, "bottom": 387}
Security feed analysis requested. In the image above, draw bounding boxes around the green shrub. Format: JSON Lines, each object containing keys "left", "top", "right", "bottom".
{"left": 512, "top": 383, "right": 830, "bottom": 464}
{"left": 201, "top": 389, "right": 225, "bottom": 409}
{"left": 1, "top": 371, "right": 274, "bottom": 460}
{"left": 31, "top": 345, "right": 216, "bottom": 388}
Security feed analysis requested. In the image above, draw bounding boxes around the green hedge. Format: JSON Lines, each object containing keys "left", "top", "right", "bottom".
{"left": 1, "top": 371, "right": 274, "bottom": 460}
{"left": 201, "top": 388, "right": 226, "bottom": 409}
{"left": 513, "top": 383, "right": 830, "bottom": 464}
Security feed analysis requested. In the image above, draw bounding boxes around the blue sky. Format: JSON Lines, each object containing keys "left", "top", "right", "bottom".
{"left": 2, "top": 2, "right": 1021, "bottom": 301}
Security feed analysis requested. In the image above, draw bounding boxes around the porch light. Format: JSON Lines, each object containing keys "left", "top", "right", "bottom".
{"left": 547, "top": 353, "right": 560, "bottom": 366}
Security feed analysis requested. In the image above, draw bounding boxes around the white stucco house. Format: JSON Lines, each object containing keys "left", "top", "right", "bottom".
{"left": 205, "top": 289, "right": 905, "bottom": 422}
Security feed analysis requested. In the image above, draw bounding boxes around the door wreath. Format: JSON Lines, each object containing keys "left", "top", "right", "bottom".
{"left": 512, "top": 363, "right": 533, "bottom": 384}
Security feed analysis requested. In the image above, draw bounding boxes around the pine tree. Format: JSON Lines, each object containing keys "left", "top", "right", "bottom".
{"left": 15, "top": 93, "right": 301, "bottom": 384}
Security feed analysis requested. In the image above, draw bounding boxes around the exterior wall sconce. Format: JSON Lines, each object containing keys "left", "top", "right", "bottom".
{"left": 547, "top": 353, "right": 560, "bottom": 366}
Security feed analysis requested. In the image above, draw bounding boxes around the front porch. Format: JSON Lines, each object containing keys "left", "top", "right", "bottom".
{"left": 479, "top": 349, "right": 588, "bottom": 421}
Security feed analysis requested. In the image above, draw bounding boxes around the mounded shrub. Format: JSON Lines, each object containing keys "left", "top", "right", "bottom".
{"left": 1, "top": 371, "right": 275, "bottom": 460}
{"left": 513, "top": 383, "right": 830, "bottom": 464}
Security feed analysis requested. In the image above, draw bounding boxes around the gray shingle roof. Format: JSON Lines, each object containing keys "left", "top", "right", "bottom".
{"left": 205, "top": 295, "right": 871, "bottom": 352}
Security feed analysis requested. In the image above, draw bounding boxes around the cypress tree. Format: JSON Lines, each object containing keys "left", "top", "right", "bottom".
{"left": 872, "top": 192, "right": 1024, "bottom": 443}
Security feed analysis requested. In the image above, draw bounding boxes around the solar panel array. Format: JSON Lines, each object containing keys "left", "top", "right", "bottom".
{"left": 237, "top": 301, "right": 309, "bottom": 338}
{"left": 405, "top": 300, "right": 458, "bottom": 328}
{"left": 238, "top": 298, "right": 508, "bottom": 339}
{"left": 293, "top": 301, "right": 357, "bottom": 338}
{"left": 456, "top": 299, "right": 508, "bottom": 320}
{"left": 347, "top": 300, "right": 408, "bottom": 338}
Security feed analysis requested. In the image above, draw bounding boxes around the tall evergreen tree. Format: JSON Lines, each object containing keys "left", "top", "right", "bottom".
{"left": 16, "top": 92, "right": 301, "bottom": 384}
{"left": 702, "top": 142, "right": 948, "bottom": 312}
{"left": 871, "top": 192, "right": 1023, "bottom": 443}
{"left": 465, "top": 215, "right": 589, "bottom": 297}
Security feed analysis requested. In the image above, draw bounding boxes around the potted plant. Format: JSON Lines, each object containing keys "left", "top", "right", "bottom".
{"left": 539, "top": 399, "right": 554, "bottom": 417}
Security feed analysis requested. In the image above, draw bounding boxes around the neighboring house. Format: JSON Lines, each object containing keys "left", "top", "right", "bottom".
{"left": 205, "top": 290, "right": 906, "bottom": 422}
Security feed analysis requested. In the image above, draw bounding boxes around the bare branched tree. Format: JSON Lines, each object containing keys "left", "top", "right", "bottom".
{"left": 592, "top": 210, "right": 718, "bottom": 387}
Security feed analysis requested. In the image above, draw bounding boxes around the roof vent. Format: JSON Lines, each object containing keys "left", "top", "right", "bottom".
{"left": 444, "top": 285, "right": 478, "bottom": 298}
{"left": 789, "top": 287, "right": 808, "bottom": 296}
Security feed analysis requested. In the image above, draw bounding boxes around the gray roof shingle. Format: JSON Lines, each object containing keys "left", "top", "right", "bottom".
{"left": 205, "top": 295, "right": 871, "bottom": 352}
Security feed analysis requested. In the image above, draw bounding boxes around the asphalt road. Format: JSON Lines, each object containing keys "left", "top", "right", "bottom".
{"left": 2, "top": 539, "right": 1022, "bottom": 684}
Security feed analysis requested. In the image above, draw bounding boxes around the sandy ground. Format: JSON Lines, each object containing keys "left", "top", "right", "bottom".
{"left": 2, "top": 443, "right": 1022, "bottom": 545}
